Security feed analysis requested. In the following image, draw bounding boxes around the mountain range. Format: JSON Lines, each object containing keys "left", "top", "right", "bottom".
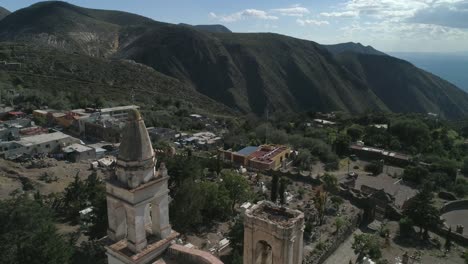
{"left": 1, "top": 1, "right": 468, "bottom": 119}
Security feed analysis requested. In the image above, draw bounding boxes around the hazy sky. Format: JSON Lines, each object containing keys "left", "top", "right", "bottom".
{"left": 1, "top": 0, "right": 468, "bottom": 52}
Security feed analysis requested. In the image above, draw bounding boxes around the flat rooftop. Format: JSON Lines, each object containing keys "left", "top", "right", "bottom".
{"left": 236, "top": 145, "right": 288, "bottom": 164}
{"left": 18, "top": 132, "right": 75, "bottom": 146}
{"left": 236, "top": 146, "right": 258, "bottom": 156}
{"left": 250, "top": 145, "right": 288, "bottom": 164}
{"left": 350, "top": 144, "right": 411, "bottom": 161}
{"left": 63, "top": 143, "right": 93, "bottom": 153}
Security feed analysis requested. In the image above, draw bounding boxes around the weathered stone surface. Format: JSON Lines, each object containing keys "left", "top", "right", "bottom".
{"left": 106, "top": 109, "right": 173, "bottom": 264}
{"left": 243, "top": 201, "right": 304, "bottom": 264}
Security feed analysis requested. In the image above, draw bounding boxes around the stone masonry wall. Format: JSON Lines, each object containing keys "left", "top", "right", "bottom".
{"left": 303, "top": 209, "right": 362, "bottom": 264}
{"left": 167, "top": 244, "right": 223, "bottom": 264}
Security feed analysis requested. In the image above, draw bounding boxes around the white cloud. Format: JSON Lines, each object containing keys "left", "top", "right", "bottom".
{"left": 334, "top": 0, "right": 467, "bottom": 22}
{"left": 213, "top": 9, "right": 278, "bottom": 23}
{"left": 409, "top": 1, "right": 468, "bottom": 28}
{"left": 297, "top": 18, "right": 330, "bottom": 26}
{"left": 209, "top": 12, "right": 217, "bottom": 19}
{"left": 320, "top": 11, "right": 358, "bottom": 18}
{"left": 271, "top": 5, "right": 310, "bottom": 17}
{"left": 342, "top": 0, "right": 430, "bottom": 20}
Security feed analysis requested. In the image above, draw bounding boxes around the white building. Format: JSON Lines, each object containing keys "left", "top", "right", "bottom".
{"left": 0, "top": 132, "right": 80, "bottom": 159}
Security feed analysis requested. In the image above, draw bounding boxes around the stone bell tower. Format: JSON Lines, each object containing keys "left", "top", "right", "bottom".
{"left": 105, "top": 109, "right": 177, "bottom": 264}
{"left": 243, "top": 201, "right": 304, "bottom": 264}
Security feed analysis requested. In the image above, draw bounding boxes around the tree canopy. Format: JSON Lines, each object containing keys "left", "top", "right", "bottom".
{"left": 0, "top": 196, "right": 73, "bottom": 264}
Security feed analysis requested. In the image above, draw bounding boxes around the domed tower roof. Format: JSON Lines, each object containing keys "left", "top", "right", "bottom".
{"left": 118, "top": 109, "right": 154, "bottom": 162}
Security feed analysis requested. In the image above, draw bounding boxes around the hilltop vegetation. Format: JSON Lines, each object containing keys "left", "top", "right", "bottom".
{"left": 0, "top": 43, "right": 232, "bottom": 119}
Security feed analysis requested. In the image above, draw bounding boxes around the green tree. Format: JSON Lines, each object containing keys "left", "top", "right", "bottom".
{"left": 227, "top": 216, "right": 244, "bottom": 253}
{"left": 335, "top": 217, "right": 345, "bottom": 233}
{"left": 352, "top": 233, "right": 382, "bottom": 260}
{"left": 86, "top": 190, "right": 107, "bottom": 240}
{"left": 403, "top": 166, "right": 429, "bottom": 185}
{"left": 322, "top": 173, "right": 338, "bottom": 193}
{"left": 271, "top": 174, "right": 279, "bottom": 202}
{"left": 347, "top": 125, "right": 364, "bottom": 141}
{"left": 449, "top": 178, "right": 468, "bottom": 198}
{"left": 398, "top": 217, "right": 413, "bottom": 238}
{"left": 62, "top": 173, "right": 88, "bottom": 223}
{"left": 365, "top": 161, "right": 384, "bottom": 176}
{"left": 200, "top": 181, "right": 232, "bottom": 220}
{"left": 221, "top": 170, "right": 250, "bottom": 211}
{"left": 403, "top": 186, "right": 442, "bottom": 239}
{"left": 462, "top": 158, "right": 468, "bottom": 176}
{"left": 279, "top": 177, "right": 289, "bottom": 205}
{"left": 0, "top": 196, "right": 73, "bottom": 264}
{"left": 94, "top": 97, "right": 105, "bottom": 108}
{"left": 296, "top": 148, "right": 313, "bottom": 171}
{"left": 170, "top": 178, "right": 205, "bottom": 230}
{"left": 389, "top": 119, "right": 431, "bottom": 153}
{"left": 334, "top": 133, "right": 351, "bottom": 156}
{"left": 314, "top": 190, "right": 327, "bottom": 225}
{"left": 230, "top": 250, "right": 243, "bottom": 264}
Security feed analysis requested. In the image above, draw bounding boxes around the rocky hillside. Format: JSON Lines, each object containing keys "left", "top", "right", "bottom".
{"left": 1, "top": 1, "right": 468, "bottom": 119}
{"left": 0, "top": 43, "right": 231, "bottom": 115}
{"left": 0, "top": 1, "right": 163, "bottom": 57}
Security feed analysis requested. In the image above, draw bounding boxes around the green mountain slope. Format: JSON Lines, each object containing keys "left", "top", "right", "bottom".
{"left": 117, "top": 30, "right": 387, "bottom": 114}
{"left": 1, "top": 1, "right": 468, "bottom": 119}
{"left": 336, "top": 52, "right": 468, "bottom": 119}
{"left": 0, "top": 43, "right": 231, "bottom": 115}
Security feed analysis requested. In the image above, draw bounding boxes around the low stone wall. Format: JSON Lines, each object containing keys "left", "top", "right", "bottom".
{"left": 303, "top": 210, "right": 363, "bottom": 264}
{"left": 440, "top": 199, "right": 468, "bottom": 214}
{"left": 431, "top": 225, "right": 468, "bottom": 247}
{"left": 434, "top": 199, "right": 468, "bottom": 246}
{"left": 167, "top": 244, "right": 223, "bottom": 264}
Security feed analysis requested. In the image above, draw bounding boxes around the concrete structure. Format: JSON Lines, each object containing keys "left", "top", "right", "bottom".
{"left": 62, "top": 143, "right": 96, "bottom": 162}
{"left": 0, "top": 132, "right": 80, "bottom": 159}
{"left": 105, "top": 109, "right": 222, "bottom": 264}
{"left": 243, "top": 201, "right": 304, "bottom": 264}
{"left": 183, "top": 131, "right": 222, "bottom": 150}
{"left": 349, "top": 143, "right": 412, "bottom": 166}
{"left": 222, "top": 145, "right": 291, "bottom": 171}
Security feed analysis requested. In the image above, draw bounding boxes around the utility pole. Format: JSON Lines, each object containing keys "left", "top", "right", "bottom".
{"left": 347, "top": 157, "right": 350, "bottom": 174}
{"left": 265, "top": 100, "right": 269, "bottom": 144}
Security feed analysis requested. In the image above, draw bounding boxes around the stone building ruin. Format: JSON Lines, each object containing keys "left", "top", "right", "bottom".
{"left": 243, "top": 201, "right": 305, "bottom": 264}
